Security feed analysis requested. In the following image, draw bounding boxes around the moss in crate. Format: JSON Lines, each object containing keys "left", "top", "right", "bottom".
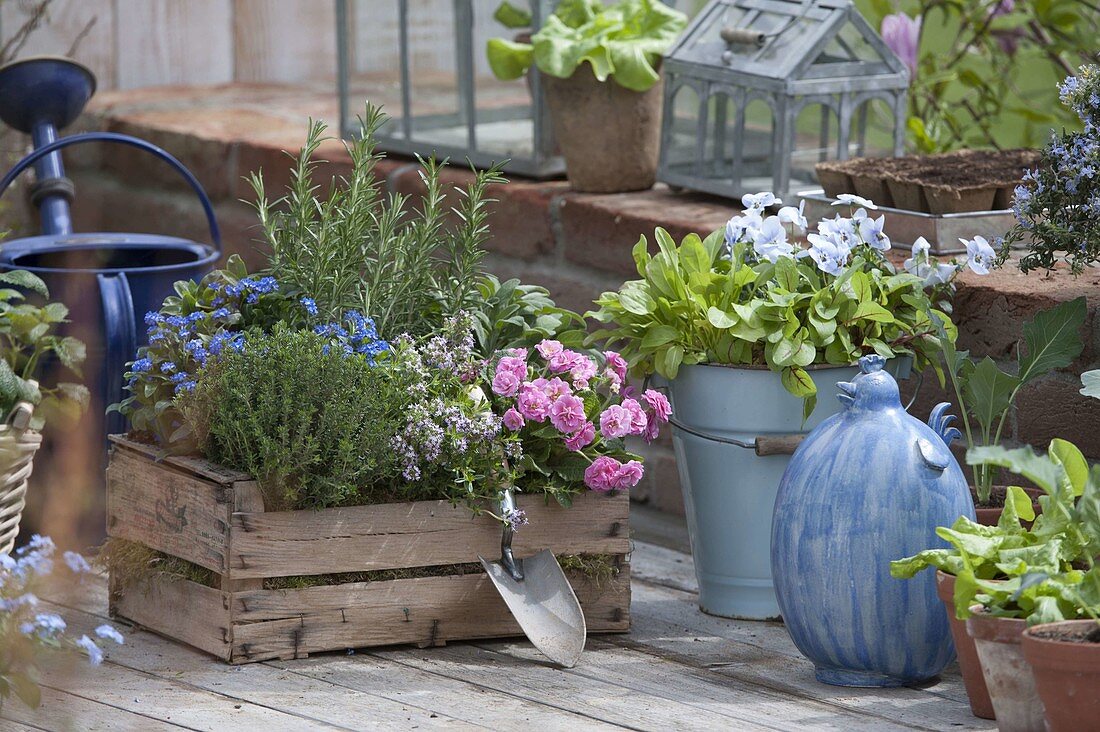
{"left": 101, "top": 538, "right": 619, "bottom": 593}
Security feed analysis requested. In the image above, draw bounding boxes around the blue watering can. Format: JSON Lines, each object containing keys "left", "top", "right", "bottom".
{"left": 0, "top": 56, "right": 220, "bottom": 436}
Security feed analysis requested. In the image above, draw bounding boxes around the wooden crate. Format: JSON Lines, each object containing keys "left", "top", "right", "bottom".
{"left": 105, "top": 435, "right": 631, "bottom": 664}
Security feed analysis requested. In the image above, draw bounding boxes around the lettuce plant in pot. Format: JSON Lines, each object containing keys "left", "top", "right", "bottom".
{"left": 587, "top": 193, "right": 978, "bottom": 619}
{"left": 892, "top": 437, "right": 1098, "bottom": 727}
{"left": 487, "top": 0, "right": 687, "bottom": 193}
{"left": 929, "top": 296, "right": 1087, "bottom": 524}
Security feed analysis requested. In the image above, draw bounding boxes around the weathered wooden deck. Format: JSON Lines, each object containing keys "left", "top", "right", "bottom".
{"left": 14, "top": 536, "right": 996, "bottom": 731}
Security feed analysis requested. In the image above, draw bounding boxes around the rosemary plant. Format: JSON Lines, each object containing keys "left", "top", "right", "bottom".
{"left": 248, "top": 105, "right": 505, "bottom": 339}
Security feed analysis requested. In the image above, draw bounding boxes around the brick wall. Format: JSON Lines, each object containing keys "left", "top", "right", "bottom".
{"left": 55, "top": 83, "right": 1100, "bottom": 515}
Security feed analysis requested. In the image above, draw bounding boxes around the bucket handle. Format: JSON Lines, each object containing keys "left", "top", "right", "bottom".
{"left": 98, "top": 271, "right": 136, "bottom": 436}
{"left": 646, "top": 366, "right": 924, "bottom": 456}
{"left": 0, "top": 131, "right": 221, "bottom": 249}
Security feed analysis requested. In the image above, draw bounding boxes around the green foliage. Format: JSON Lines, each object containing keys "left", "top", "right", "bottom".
{"left": 0, "top": 270, "right": 88, "bottom": 430}
{"left": 1081, "top": 369, "right": 1100, "bottom": 399}
{"left": 586, "top": 227, "right": 950, "bottom": 414}
{"left": 250, "top": 105, "right": 505, "bottom": 340}
{"left": 858, "top": 0, "right": 1098, "bottom": 152}
{"left": 1001, "top": 65, "right": 1100, "bottom": 273}
{"left": 470, "top": 274, "right": 587, "bottom": 357}
{"left": 934, "top": 297, "right": 1086, "bottom": 502}
{"left": 493, "top": 1, "right": 532, "bottom": 29}
{"left": 892, "top": 438, "right": 1100, "bottom": 625}
{"left": 181, "top": 325, "right": 414, "bottom": 511}
{"left": 112, "top": 255, "right": 293, "bottom": 446}
{"left": 487, "top": 0, "right": 688, "bottom": 92}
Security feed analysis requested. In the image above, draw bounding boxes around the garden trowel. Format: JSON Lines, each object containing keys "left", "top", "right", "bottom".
{"left": 479, "top": 488, "right": 587, "bottom": 668}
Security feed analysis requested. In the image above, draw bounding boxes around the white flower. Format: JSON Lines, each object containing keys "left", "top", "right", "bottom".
{"left": 905, "top": 237, "right": 959, "bottom": 286}
{"left": 724, "top": 212, "right": 763, "bottom": 247}
{"left": 858, "top": 214, "right": 891, "bottom": 251}
{"left": 817, "top": 216, "right": 859, "bottom": 251}
{"left": 95, "top": 624, "right": 125, "bottom": 645}
{"left": 962, "top": 235, "right": 996, "bottom": 275}
{"left": 63, "top": 551, "right": 91, "bottom": 574}
{"left": 752, "top": 216, "right": 795, "bottom": 262}
{"left": 833, "top": 193, "right": 878, "bottom": 210}
{"left": 75, "top": 634, "right": 104, "bottom": 666}
{"left": 804, "top": 234, "right": 851, "bottom": 275}
{"left": 741, "top": 192, "right": 781, "bottom": 213}
{"left": 777, "top": 200, "right": 808, "bottom": 231}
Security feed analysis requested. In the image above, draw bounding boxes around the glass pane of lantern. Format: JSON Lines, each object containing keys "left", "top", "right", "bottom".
{"left": 664, "top": 83, "right": 703, "bottom": 176}
{"left": 849, "top": 97, "right": 894, "bottom": 158}
{"left": 792, "top": 102, "right": 838, "bottom": 191}
{"left": 739, "top": 98, "right": 774, "bottom": 191}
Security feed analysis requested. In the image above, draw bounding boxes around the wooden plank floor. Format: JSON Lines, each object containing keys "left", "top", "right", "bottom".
{"left": 19, "top": 540, "right": 996, "bottom": 731}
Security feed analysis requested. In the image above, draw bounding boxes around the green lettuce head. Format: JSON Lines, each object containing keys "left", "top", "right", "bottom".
{"left": 487, "top": 0, "right": 688, "bottom": 92}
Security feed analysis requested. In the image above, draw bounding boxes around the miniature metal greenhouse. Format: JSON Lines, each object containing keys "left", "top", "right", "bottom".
{"left": 658, "top": 0, "right": 908, "bottom": 200}
{"left": 335, "top": 0, "right": 562, "bottom": 178}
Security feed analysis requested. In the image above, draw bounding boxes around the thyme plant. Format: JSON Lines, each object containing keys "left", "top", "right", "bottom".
{"left": 249, "top": 105, "right": 505, "bottom": 339}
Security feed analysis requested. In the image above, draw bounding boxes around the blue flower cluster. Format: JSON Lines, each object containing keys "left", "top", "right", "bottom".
{"left": 211, "top": 276, "right": 278, "bottom": 306}
{"left": 313, "top": 310, "right": 390, "bottom": 364}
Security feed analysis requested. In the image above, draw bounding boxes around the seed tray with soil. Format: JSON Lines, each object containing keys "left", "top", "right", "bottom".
{"left": 815, "top": 149, "right": 1040, "bottom": 214}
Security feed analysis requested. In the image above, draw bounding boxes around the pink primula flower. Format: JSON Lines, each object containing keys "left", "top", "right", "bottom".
{"left": 549, "top": 349, "right": 583, "bottom": 374}
{"left": 549, "top": 394, "right": 587, "bottom": 434}
{"left": 610, "top": 460, "right": 644, "bottom": 490}
{"left": 621, "top": 398, "right": 649, "bottom": 436}
{"left": 565, "top": 421, "right": 595, "bottom": 451}
{"left": 516, "top": 383, "right": 550, "bottom": 422}
{"left": 605, "top": 351, "right": 628, "bottom": 383}
{"left": 503, "top": 407, "right": 525, "bottom": 431}
{"left": 508, "top": 347, "right": 528, "bottom": 359}
{"left": 492, "top": 369, "right": 522, "bottom": 397}
{"left": 599, "top": 404, "right": 633, "bottom": 440}
{"left": 535, "top": 340, "right": 563, "bottom": 359}
{"left": 539, "top": 377, "right": 573, "bottom": 402}
{"left": 497, "top": 356, "right": 527, "bottom": 380}
{"left": 584, "top": 456, "right": 622, "bottom": 492}
{"left": 570, "top": 355, "right": 597, "bottom": 390}
{"left": 642, "top": 389, "right": 672, "bottom": 421}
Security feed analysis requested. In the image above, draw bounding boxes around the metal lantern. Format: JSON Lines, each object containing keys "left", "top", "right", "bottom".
{"left": 335, "top": 0, "right": 562, "bottom": 178}
{"left": 658, "top": 0, "right": 908, "bottom": 200}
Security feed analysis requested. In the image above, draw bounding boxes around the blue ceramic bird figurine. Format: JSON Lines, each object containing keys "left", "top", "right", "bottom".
{"left": 770, "top": 354, "right": 975, "bottom": 687}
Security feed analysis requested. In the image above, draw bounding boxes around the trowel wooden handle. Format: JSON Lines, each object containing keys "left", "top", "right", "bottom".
{"left": 754, "top": 434, "right": 805, "bottom": 456}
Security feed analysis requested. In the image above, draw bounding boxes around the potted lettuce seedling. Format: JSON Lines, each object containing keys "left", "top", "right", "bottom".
{"left": 487, "top": 0, "right": 687, "bottom": 193}
{"left": 930, "top": 296, "right": 1086, "bottom": 523}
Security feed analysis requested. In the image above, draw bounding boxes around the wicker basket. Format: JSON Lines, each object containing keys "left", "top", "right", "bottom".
{"left": 0, "top": 401, "right": 41, "bottom": 555}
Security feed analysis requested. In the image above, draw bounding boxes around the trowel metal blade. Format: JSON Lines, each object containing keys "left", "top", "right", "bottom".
{"left": 479, "top": 549, "right": 587, "bottom": 668}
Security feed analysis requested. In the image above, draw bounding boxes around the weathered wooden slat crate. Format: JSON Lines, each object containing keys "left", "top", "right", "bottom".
{"left": 105, "top": 435, "right": 632, "bottom": 664}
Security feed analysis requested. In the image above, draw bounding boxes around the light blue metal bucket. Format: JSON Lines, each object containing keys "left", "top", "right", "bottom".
{"left": 659, "top": 363, "right": 859, "bottom": 620}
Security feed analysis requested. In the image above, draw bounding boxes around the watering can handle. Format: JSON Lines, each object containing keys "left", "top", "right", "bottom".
{"left": 0, "top": 132, "right": 221, "bottom": 250}
{"left": 98, "top": 272, "right": 136, "bottom": 436}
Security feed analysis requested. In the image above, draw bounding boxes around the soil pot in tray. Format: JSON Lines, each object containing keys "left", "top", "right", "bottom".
{"left": 1021, "top": 620, "right": 1100, "bottom": 732}
{"left": 936, "top": 571, "right": 994, "bottom": 720}
{"left": 814, "top": 161, "right": 854, "bottom": 199}
{"left": 966, "top": 608, "right": 1044, "bottom": 732}
{"left": 544, "top": 71, "right": 663, "bottom": 193}
{"left": 924, "top": 183, "right": 998, "bottom": 215}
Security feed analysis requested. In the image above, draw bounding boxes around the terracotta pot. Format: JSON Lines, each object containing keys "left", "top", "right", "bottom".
{"left": 1022, "top": 620, "right": 1100, "bottom": 732}
{"left": 885, "top": 174, "right": 927, "bottom": 213}
{"left": 971, "top": 485, "right": 1043, "bottom": 527}
{"left": 850, "top": 170, "right": 894, "bottom": 208}
{"left": 543, "top": 70, "right": 662, "bottom": 193}
{"left": 936, "top": 572, "right": 994, "bottom": 719}
{"left": 814, "top": 161, "right": 853, "bottom": 198}
{"left": 923, "top": 183, "right": 997, "bottom": 215}
{"left": 966, "top": 609, "right": 1044, "bottom": 732}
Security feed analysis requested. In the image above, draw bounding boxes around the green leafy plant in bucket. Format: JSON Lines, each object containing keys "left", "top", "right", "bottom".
{"left": 487, "top": 0, "right": 688, "bottom": 92}
{"left": 586, "top": 195, "right": 970, "bottom": 418}
{"left": 930, "top": 296, "right": 1086, "bottom": 506}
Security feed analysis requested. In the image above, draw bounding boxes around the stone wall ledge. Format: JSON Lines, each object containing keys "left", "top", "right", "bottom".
{"left": 54, "top": 83, "right": 1100, "bottom": 515}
